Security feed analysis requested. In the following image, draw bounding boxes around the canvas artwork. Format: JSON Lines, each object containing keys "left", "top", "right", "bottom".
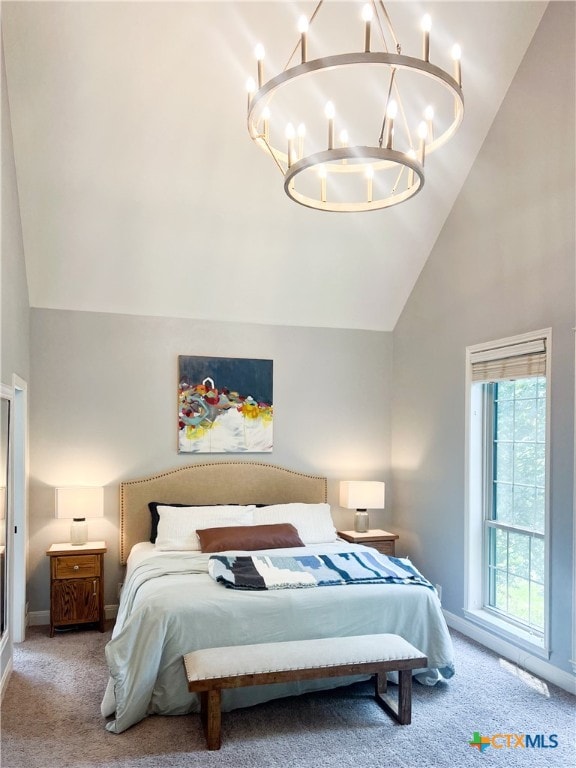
{"left": 178, "top": 356, "right": 273, "bottom": 453}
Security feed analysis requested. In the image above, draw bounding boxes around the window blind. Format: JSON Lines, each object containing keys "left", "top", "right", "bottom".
{"left": 470, "top": 338, "right": 546, "bottom": 382}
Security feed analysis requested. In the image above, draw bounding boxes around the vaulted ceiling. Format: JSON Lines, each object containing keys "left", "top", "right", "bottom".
{"left": 2, "top": 1, "right": 547, "bottom": 331}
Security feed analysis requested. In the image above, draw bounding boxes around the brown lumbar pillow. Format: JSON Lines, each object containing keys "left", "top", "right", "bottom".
{"left": 197, "top": 523, "right": 304, "bottom": 553}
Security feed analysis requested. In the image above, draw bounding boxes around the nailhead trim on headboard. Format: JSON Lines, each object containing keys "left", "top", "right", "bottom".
{"left": 119, "top": 462, "right": 328, "bottom": 564}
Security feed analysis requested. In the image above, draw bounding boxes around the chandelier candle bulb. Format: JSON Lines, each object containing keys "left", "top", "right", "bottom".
{"left": 285, "top": 123, "right": 296, "bottom": 167}
{"left": 362, "top": 4, "right": 373, "bottom": 52}
{"left": 424, "top": 105, "right": 434, "bottom": 142}
{"left": 297, "top": 123, "right": 306, "bottom": 159}
{"left": 452, "top": 44, "right": 462, "bottom": 87}
{"left": 325, "top": 101, "right": 335, "bottom": 150}
{"left": 418, "top": 143, "right": 426, "bottom": 167}
{"left": 262, "top": 106, "right": 271, "bottom": 142}
{"left": 418, "top": 121, "right": 428, "bottom": 165}
{"left": 421, "top": 14, "right": 432, "bottom": 62}
{"left": 366, "top": 165, "right": 374, "bottom": 203}
{"left": 298, "top": 16, "right": 308, "bottom": 63}
{"left": 384, "top": 99, "right": 398, "bottom": 149}
{"left": 246, "top": 77, "right": 256, "bottom": 111}
{"left": 254, "top": 43, "right": 265, "bottom": 88}
{"left": 383, "top": 123, "right": 392, "bottom": 149}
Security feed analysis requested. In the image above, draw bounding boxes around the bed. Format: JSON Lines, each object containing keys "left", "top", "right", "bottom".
{"left": 101, "top": 462, "right": 454, "bottom": 733}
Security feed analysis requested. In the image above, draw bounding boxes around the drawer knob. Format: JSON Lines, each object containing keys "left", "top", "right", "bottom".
{"left": 73, "top": 565, "right": 80, "bottom": 571}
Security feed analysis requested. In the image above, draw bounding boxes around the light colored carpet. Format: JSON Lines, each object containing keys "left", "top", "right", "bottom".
{"left": 1, "top": 624, "right": 574, "bottom": 768}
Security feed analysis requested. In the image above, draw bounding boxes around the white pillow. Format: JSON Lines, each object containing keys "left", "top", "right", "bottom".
{"left": 252, "top": 503, "right": 337, "bottom": 545}
{"left": 155, "top": 505, "right": 255, "bottom": 551}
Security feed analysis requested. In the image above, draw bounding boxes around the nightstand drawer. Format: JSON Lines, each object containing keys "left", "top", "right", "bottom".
{"left": 369, "top": 540, "right": 395, "bottom": 556}
{"left": 53, "top": 555, "right": 100, "bottom": 579}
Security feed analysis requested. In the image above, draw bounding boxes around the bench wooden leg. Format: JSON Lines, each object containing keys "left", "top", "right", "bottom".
{"left": 397, "top": 669, "right": 412, "bottom": 724}
{"left": 374, "top": 669, "right": 412, "bottom": 725}
{"left": 200, "top": 689, "right": 222, "bottom": 750}
{"left": 375, "top": 671, "right": 388, "bottom": 695}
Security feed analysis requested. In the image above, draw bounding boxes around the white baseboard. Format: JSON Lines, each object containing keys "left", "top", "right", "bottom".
{"left": 28, "top": 610, "right": 49, "bottom": 626}
{"left": 28, "top": 604, "right": 118, "bottom": 626}
{"left": 0, "top": 654, "right": 13, "bottom": 703}
{"left": 444, "top": 609, "right": 576, "bottom": 695}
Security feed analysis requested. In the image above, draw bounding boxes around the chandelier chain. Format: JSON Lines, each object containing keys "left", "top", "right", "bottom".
{"left": 376, "top": 0, "right": 401, "bottom": 53}
{"left": 393, "top": 79, "right": 415, "bottom": 153}
{"left": 378, "top": 67, "right": 397, "bottom": 148}
{"left": 370, "top": 0, "right": 389, "bottom": 53}
{"left": 262, "top": 136, "right": 287, "bottom": 176}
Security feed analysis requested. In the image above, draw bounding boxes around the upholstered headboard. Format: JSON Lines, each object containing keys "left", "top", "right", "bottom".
{"left": 119, "top": 462, "right": 328, "bottom": 564}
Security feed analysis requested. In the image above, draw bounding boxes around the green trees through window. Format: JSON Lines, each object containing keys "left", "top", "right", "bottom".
{"left": 486, "top": 377, "right": 546, "bottom": 634}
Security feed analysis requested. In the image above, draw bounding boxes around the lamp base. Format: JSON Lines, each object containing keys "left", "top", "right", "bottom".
{"left": 70, "top": 518, "right": 88, "bottom": 546}
{"left": 354, "top": 510, "right": 369, "bottom": 533}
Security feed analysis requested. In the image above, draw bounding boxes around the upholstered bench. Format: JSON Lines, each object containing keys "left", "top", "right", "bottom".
{"left": 183, "top": 633, "right": 427, "bottom": 750}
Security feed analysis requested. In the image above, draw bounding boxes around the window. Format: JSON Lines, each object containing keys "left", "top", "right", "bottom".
{"left": 485, "top": 378, "right": 546, "bottom": 633}
{"left": 465, "top": 331, "right": 550, "bottom": 652}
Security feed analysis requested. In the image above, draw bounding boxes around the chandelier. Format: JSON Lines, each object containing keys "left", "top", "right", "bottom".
{"left": 246, "top": 1, "right": 464, "bottom": 213}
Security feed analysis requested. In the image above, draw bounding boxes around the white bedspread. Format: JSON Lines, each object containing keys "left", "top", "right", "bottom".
{"left": 101, "top": 543, "right": 455, "bottom": 733}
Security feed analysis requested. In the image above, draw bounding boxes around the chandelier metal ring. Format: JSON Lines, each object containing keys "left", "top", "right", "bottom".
{"left": 248, "top": 51, "right": 464, "bottom": 158}
{"left": 284, "top": 147, "right": 425, "bottom": 212}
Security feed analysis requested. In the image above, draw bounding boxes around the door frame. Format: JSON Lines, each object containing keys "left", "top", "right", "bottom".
{"left": 12, "top": 375, "right": 27, "bottom": 643}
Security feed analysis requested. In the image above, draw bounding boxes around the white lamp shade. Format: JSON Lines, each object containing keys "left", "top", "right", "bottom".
{"left": 339, "top": 480, "right": 385, "bottom": 510}
{"left": 55, "top": 487, "right": 104, "bottom": 520}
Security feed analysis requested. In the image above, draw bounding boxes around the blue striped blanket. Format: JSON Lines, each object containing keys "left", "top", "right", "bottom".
{"left": 208, "top": 551, "right": 435, "bottom": 591}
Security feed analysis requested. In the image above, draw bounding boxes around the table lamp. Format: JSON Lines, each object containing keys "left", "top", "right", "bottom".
{"left": 55, "top": 487, "right": 104, "bottom": 545}
{"left": 339, "top": 480, "right": 385, "bottom": 533}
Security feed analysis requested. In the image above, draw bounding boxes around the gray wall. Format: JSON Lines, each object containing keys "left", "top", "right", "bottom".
{"left": 29, "top": 308, "right": 393, "bottom": 610}
{"left": 1, "top": 43, "right": 29, "bottom": 385}
{"left": 391, "top": 2, "right": 575, "bottom": 676}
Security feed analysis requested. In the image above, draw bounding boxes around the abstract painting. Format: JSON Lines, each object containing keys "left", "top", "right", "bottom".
{"left": 178, "top": 356, "right": 273, "bottom": 453}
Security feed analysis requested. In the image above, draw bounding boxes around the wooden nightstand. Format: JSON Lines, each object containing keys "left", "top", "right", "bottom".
{"left": 46, "top": 542, "right": 107, "bottom": 637}
{"left": 337, "top": 529, "right": 399, "bottom": 556}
